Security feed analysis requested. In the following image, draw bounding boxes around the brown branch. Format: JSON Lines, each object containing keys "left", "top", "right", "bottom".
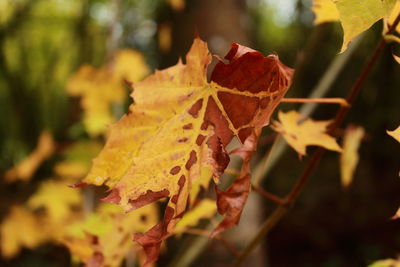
{"left": 251, "top": 184, "right": 286, "bottom": 205}
{"left": 234, "top": 11, "right": 400, "bottom": 267}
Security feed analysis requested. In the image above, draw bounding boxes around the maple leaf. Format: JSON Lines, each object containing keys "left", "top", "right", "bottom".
{"left": 0, "top": 206, "right": 49, "bottom": 258}
{"left": 67, "top": 50, "right": 149, "bottom": 136}
{"left": 28, "top": 180, "right": 82, "bottom": 222}
{"left": 5, "top": 131, "right": 54, "bottom": 182}
{"left": 84, "top": 37, "right": 293, "bottom": 265}
{"left": 340, "top": 125, "right": 365, "bottom": 189}
{"left": 311, "top": 0, "right": 396, "bottom": 52}
{"left": 387, "top": 126, "right": 400, "bottom": 143}
{"left": 271, "top": 110, "right": 342, "bottom": 156}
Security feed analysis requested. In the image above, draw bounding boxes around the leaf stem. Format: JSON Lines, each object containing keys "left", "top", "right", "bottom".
{"left": 234, "top": 11, "right": 400, "bottom": 267}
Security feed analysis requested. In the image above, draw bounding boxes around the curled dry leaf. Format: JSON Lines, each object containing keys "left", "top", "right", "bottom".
{"left": 340, "top": 125, "right": 365, "bottom": 189}
{"left": 84, "top": 37, "right": 294, "bottom": 265}
{"left": 271, "top": 110, "right": 342, "bottom": 157}
{"left": 5, "top": 131, "right": 55, "bottom": 183}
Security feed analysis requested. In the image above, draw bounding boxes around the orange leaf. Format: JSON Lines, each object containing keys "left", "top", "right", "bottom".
{"left": 84, "top": 37, "right": 294, "bottom": 265}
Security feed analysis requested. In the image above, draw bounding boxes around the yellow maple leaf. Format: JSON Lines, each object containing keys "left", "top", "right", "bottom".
{"left": 28, "top": 180, "right": 82, "bottom": 222}
{"left": 0, "top": 206, "right": 49, "bottom": 258}
{"left": 174, "top": 199, "right": 217, "bottom": 234}
{"left": 312, "top": 0, "right": 340, "bottom": 24}
{"left": 387, "top": 126, "right": 400, "bottom": 142}
{"left": 84, "top": 37, "right": 293, "bottom": 264}
{"left": 85, "top": 37, "right": 293, "bottom": 212}
{"left": 5, "top": 131, "right": 54, "bottom": 182}
{"left": 340, "top": 125, "right": 365, "bottom": 189}
{"left": 272, "top": 110, "right": 342, "bottom": 156}
{"left": 334, "top": 0, "right": 396, "bottom": 52}
{"left": 67, "top": 50, "right": 149, "bottom": 136}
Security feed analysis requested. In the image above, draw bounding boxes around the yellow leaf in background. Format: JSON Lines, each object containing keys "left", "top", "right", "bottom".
{"left": 159, "top": 22, "right": 172, "bottom": 53}
{"left": 53, "top": 141, "right": 103, "bottom": 180}
{"left": 369, "top": 258, "right": 400, "bottom": 267}
{"left": 392, "top": 207, "right": 400, "bottom": 219}
{"left": 67, "top": 49, "right": 149, "bottom": 136}
{"left": 67, "top": 65, "right": 124, "bottom": 136}
{"left": 312, "top": 0, "right": 340, "bottom": 24}
{"left": 272, "top": 110, "right": 342, "bottom": 156}
{"left": 174, "top": 199, "right": 217, "bottom": 234}
{"left": 5, "top": 131, "right": 54, "bottom": 182}
{"left": 62, "top": 203, "right": 158, "bottom": 267}
{"left": 393, "top": 53, "right": 400, "bottom": 63}
{"left": 0, "top": 206, "right": 48, "bottom": 258}
{"left": 28, "top": 180, "right": 82, "bottom": 222}
{"left": 168, "top": 0, "right": 185, "bottom": 11}
{"left": 112, "top": 50, "right": 150, "bottom": 83}
{"left": 340, "top": 125, "right": 365, "bottom": 189}
{"left": 387, "top": 126, "right": 400, "bottom": 142}
{"left": 334, "top": 0, "right": 396, "bottom": 52}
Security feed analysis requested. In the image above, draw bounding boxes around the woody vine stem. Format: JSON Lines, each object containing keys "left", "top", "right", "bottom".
{"left": 234, "top": 12, "right": 400, "bottom": 267}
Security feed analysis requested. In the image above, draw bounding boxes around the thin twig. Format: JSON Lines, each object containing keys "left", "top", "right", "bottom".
{"left": 251, "top": 184, "right": 286, "bottom": 205}
{"left": 234, "top": 11, "right": 400, "bottom": 267}
{"left": 281, "top": 97, "right": 348, "bottom": 107}
{"left": 183, "top": 228, "right": 240, "bottom": 257}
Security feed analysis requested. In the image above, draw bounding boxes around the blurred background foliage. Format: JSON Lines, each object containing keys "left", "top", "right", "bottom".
{"left": 0, "top": 0, "right": 399, "bottom": 266}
